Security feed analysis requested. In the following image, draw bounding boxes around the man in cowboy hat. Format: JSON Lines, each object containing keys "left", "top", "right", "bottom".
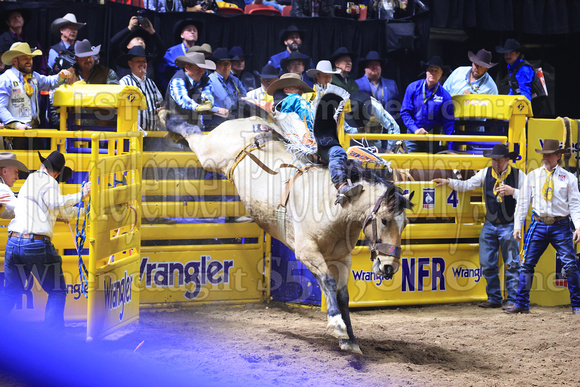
{"left": 48, "top": 13, "right": 86, "bottom": 73}
{"left": 0, "top": 42, "right": 71, "bottom": 134}
{"left": 0, "top": 152, "right": 28, "bottom": 219}
{"left": 119, "top": 46, "right": 163, "bottom": 132}
{"left": 443, "top": 49, "right": 498, "bottom": 95}
{"left": 229, "top": 46, "right": 257, "bottom": 91}
{"left": 495, "top": 39, "right": 534, "bottom": 102}
{"left": 207, "top": 47, "right": 247, "bottom": 129}
{"left": 330, "top": 47, "right": 359, "bottom": 95}
{"left": 66, "top": 39, "right": 118, "bottom": 85}
{"left": 401, "top": 56, "right": 454, "bottom": 153}
{"left": 266, "top": 72, "right": 313, "bottom": 125}
{"left": 280, "top": 51, "right": 313, "bottom": 88}
{"left": 0, "top": 151, "right": 90, "bottom": 328}
{"left": 434, "top": 144, "right": 525, "bottom": 310}
{"left": 158, "top": 19, "right": 203, "bottom": 92}
{"left": 355, "top": 51, "right": 400, "bottom": 116}
{"left": 246, "top": 64, "right": 278, "bottom": 107}
{"left": 267, "top": 25, "right": 310, "bottom": 72}
{"left": 166, "top": 52, "right": 226, "bottom": 135}
{"left": 507, "top": 139, "right": 580, "bottom": 315}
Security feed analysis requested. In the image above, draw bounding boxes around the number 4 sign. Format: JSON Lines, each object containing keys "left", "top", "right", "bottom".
{"left": 447, "top": 190, "right": 459, "bottom": 208}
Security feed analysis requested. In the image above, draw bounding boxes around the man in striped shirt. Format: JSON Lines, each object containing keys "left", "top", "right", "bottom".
{"left": 119, "top": 46, "right": 163, "bottom": 132}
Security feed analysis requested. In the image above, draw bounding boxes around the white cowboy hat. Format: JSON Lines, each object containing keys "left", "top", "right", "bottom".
{"left": 306, "top": 60, "right": 341, "bottom": 78}
{"left": 1, "top": 42, "right": 42, "bottom": 65}
{"left": 174, "top": 52, "right": 216, "bottom": 70}
{"left": 74, "top": 39, "right": 101, "bottom": 58}
{"left": 266, "top": 72, "right": 314, "bottom": 96}
{"left": 50, "top": 13, "right": 86, "bottom": 36}
{"left": 0, "top": 152, "right": 28, "bottom": 172}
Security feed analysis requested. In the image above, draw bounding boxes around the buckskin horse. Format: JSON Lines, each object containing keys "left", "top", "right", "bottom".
{"left": 169, "top": 116, "right": 412, "bottom": 354}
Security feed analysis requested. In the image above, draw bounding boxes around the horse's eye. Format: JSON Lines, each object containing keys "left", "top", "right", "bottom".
{"left": 381, "top": 218, "right": 387, "bottom": 226}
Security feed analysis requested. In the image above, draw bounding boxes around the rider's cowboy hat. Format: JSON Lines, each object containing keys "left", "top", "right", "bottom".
{"left": 1, "top": 42, "right": 42, "bottom": 65}
{"left": 50, "top": 13, "right": 86, "bottom": 36}
{"left": 306, "top": 60, "right": 340, "bottom": 78}
{"left": 266, "top": 72, "right": 314, "bottom": 95}
{"left": 495, "top": 38, "right": 521, "bottom": 54}
{"left": 0, "top": 152, "right": 28, "bottom": 173}
{"left": 116, "top": 45, "right": 151, "bottom": 68}
{"left": 329, "top": 47, "right": 356, "bottom": 65}
{"left": 174, "top": 52, "right": 216, "bottom": 70}
{"left": 279, "top": 25, "right": 305, "bottom": 46}
{"left": 38, "top": 151, "right": 73, "bottom": 183}
{"left": 173, "top": 18, "right": 203, "bottom": 43}
{"left": 535, "top": 139, "right": 570, "bottom": 155}
{"left": 483, "top": 144, "right": 518, "bottom": 159}
{"left": 468, "top": 49, "right": 497, "bottom": 69}
{"left": 280, "top": 51, "right": 310, "bottom": 72}
{"left": 186, "top": 43, "right": 213, "bottom": 56}
{"left": 74, "top": 39, "right": 101, "bottom": 58}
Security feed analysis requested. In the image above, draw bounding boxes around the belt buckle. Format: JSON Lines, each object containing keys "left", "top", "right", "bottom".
{"left": 543, "top": 216, "right": 555, "bottom": 225}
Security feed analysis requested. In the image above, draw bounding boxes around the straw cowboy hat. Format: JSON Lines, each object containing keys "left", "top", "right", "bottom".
{"left": 0, "top": 152, "right": 28, "bottom": 173}
{"left": 1, "top": 42, "right": 42, "bottom": 65}
{"left": 38, "top": 151, "right": 73, "bottom": 183}
{"left": 468, "top": 49, "right": 497, "bottom": 69}
{"left": 50, "top": 13, "right": 86, "bottom": 36}
{"left": 74, "top": 39, "right": 101, "bottom": 58}
{"left": 266, "top": 72, "right": 314, "bottom": 95}
{"left": 535, "top": 139, "right": 570, "bottom": 155}
{"left": 174, "top": 52, "right": 216, "bottom": 70}
{"left": 495, "top": 38, "right": 521, "bottom": 54}
{"left": 483, "top": 144, "right": 518, "bottom": 159}
{"left": 306, "top": 60, "right": 340, "bottom": 78}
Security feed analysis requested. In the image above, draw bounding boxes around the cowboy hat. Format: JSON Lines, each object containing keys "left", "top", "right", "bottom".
{"left": 210, "top": 47, "right": 232, "bottom": 62}
{"left": 306, "top": 60, "right": 340, "bottom": 78}
{"left": 116, "top": 45, "right": 150, "bottom": 68}
{"left": 1, "top": 42, "right": 42, "bottom": 65}
{"left": 187, "top": 43, "right": 213, "bottom": 56}
{"left": 535, "top": 139, "right": 570, "bottom": 154}
{"left": 329, "top": 47, "right": 356, "bottom": 65}
{"left": 50, "top": 13, "right": 86, "bottom": 36}
{"left": 483, "top": 144, "right": 518, "bottom": 159}
{"left": 38, "top": 151, "right": 73, "bottom": 183}
{"left": 174, "top": 52, "right": 216, "bottom": 70}
{"left": 279, "top": 25, "right": 305, "bottom": 46}
{"left": 495, "top": 38, "right": 521, "bottom": 54}
{"left": 74, "top": 39, "right": 101, "bottom": 58}
{"left": 422, "top": 55, "right": 445, "bottom": 69}
{"left": 173, "top": 18, "right": 203, "bottom": 43}
{"left": 468, "top": 49, "right": 497, "bottom": 69}
{"left": 229, "top": 46, "right": 250, "bottom": 61}
{"left": 266, "top": 72, "right": 314, "bottom": 95}
{"left": 0, "top": 152, "right": 28, "bottom": 173}
{"left": 256, "top": 64, "right": 279, "bottom": 79}
{"left": 280, "top": 51, "right": 310, "bottom": 72}
{"left": 358, "top": 51, "right": 386, "bottom": 68}
{"left": 1, "top": 8, "right": 32, "bottom": 33}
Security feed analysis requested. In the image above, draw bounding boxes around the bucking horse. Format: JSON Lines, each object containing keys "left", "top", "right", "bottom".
{"left": 169, "top": 116, "right": 412, "bottom": 354}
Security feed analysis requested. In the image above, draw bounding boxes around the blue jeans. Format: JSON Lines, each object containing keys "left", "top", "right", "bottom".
{"left": 0, "top": 236, "right": 66, "bottom": 328}
{"left": 515, "top": 219, "right": 580, "bottom": 310}
{"left": 479, "top": 220, "right": 520, "bottom": 304}
{"left": 327, "top": 145, "right": 348, "bottom": 188}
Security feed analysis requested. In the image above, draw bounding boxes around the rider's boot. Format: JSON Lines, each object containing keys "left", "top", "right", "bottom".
{"left": 334, "top": 179, "right": 364, "bottom": 205}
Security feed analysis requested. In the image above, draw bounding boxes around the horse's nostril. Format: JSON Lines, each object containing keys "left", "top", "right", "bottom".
{"left": 384, "top": 265, "right": 394, "bottom": 279}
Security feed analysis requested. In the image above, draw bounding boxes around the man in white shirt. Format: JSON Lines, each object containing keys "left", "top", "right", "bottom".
{"left": 434, "top": 144, "right": 525, "bottom": 310}
{"left": 0, "top": 152, "right": 28, "bottom": 219}
{"left": 507, "top": 139, "right": 580, "bottom": 315}
{"left": 0, "top": 151, "right": 90, "bottom": 328}
{"left": 443, "top": 49, "right": 499, "bottom": 95}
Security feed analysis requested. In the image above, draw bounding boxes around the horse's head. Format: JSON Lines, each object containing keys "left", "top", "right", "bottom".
{"left": 362, "top": 185, "right": 413, "bottom": 279}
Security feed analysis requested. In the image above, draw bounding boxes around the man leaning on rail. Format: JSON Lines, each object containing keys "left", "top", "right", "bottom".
{"left": 433, "top": 144, "right": 525, "bottom": 310}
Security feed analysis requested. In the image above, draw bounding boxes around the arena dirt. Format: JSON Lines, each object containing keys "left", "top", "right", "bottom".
{"left": 103, "top": 301, "right": 580, "bottom": 386}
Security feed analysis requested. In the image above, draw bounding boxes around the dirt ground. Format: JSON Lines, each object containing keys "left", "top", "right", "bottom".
{"left": 98, "top": 301, "right": 580, "bottom": 387}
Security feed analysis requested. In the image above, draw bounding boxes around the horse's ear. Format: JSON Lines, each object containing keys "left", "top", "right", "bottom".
{"left": 403, "top": 191, "right": 415, "bottom": 208}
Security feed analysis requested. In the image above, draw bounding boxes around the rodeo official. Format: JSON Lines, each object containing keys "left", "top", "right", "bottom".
{"left": 508, "top": 139, "right": 580, "bottom": 315}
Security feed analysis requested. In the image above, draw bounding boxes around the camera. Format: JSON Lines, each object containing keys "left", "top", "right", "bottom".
{"left": 136, "top": 10, "right": 144, "bottom": 26}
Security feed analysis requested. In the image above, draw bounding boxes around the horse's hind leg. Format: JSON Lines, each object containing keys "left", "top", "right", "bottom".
{"left": 337, "top": 285, "right": 362, "bottom": 354}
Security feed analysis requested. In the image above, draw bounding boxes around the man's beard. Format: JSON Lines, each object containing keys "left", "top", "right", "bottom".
{"left": 16, "top": 62, "right": 32, "bottom": 74}
{"left": 287, "top": 43, "right": 300, "bottom": 52}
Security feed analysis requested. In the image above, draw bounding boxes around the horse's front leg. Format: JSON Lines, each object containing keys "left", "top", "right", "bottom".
{"left": 337, "top": 285, "right": 362, "bottom": 354}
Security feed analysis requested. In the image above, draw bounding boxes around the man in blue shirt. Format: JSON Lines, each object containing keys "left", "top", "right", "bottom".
{"left": 267, "top": 25, "right": 306, "bottom": 72}
{"left": 495, "top": 39, "right": 534, "bottom": 102}
{"left": 443, "top": 49, "right": 498, "bottom": 95}
{"left": 355, "top": 51, "right": 400, "bottom": 117}
{"left": 401, "top": 56, "right": 454, "bottom": 153}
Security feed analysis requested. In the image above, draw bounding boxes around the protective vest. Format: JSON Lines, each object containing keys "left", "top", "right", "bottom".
{"left": 483, "top": 167, "right": 519, "bottom": 224}
{"left": 5, "top": 69, "right": 35, "bottom": 123}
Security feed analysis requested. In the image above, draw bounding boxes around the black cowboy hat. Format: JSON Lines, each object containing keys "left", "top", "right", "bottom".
{"left": 210, "top": 47, "right": 232, "bottom": 62}
{"left": 495, "top": 38, "right": 521, "bottom": 54}
{"left": 173, "top": 18, "right": 203, "bottom": 43}
{"left": 279, "top": 25, "right": 305, "bottom": 46}
{"left": 359, "top": 51, "right": 385, "bottom": 68}
{"left": 483, "top": 144, "right": 518, "bottom": 159}
{"left": 280, "top": 51, "right": 310, "bottom": 72}
{"left": 330, "top": 47, "right": 356, "bottom": 65}
{"left": 229, "top": 46, "right": 250, "bottom": 61}
{"left": 38, "top": 151, "right": 73, "bottom": 183}
{"left": 422, "top": 55, "right": 445, "bottom": 69}
{"left": 256, "top": 63, "right": 279, "bottom": 79}
{"left": 116, "top": 45, "right": 151, "bottom": 68}
{"left": 468, "top": 49, "right": 497, "bottom": 69}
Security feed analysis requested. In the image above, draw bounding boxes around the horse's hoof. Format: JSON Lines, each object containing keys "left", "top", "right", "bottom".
{"left": 326, "top": 315, "right": 349, "bottom": 339}
{"left": 339, "top": 339, "right": 363, "bottom": 354}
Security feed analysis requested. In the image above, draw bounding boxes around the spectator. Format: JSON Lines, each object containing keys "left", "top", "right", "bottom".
{"left": 229, "top": 46, "right": 258, "bottom": 91}
{"left": 65, "top": 40, "right": 118, "bottom": 85}
{"left": 443, "top": 49, "right": 498, "bottom": 95}
{"left": 290, "top": 0, "right": 334, "bottom": 17}
{"left": 400, "top": 56, "right": 454, "bottom": 153}
{"left": 280, "top": 51, "right": 312, "bottom": 87}
{"left": 267, "top": 25, "right": 307, "bottom": 72}
{"left": 182, "top": 0, "right": 219, "bottom": 12}
{"left": 495, "top": 39, "right": 532, "bottom": 101}
{"left": 158, "top": 19, "right": 203, "bottom": 92}
{"left": 48, "top": 13, "right": 86, "bottom": 73}
{"left": 356, "top": 50, "right": 400, "bottom": 117}
{"left": 246, "top": 64, "right": 278, "bottom": 108}
{"left": 144, "top": 0, "right": 185, "bottom": 12}
{"left": 330, "top": 47, "right": 359, "bottom": 95}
